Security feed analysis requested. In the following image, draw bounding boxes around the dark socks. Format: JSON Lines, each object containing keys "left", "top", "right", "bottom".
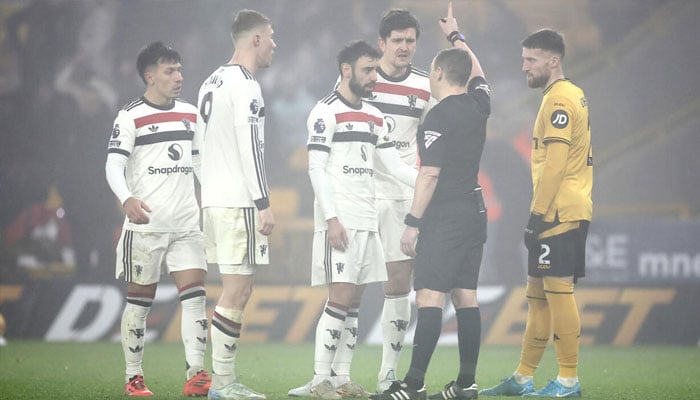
{"left": 405, "top": 307, "right": 443, "bottom": 389}
{"left": 456, "top": 307, "right": 481, "bottom": 388}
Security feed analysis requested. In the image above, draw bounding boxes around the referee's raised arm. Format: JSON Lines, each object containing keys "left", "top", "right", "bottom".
{"left": 439, "top": 2, "right": 485, "bottom": 81}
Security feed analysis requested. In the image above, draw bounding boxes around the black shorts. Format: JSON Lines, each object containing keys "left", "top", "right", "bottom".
{"left": 528, "top": 220, "right": 589, "bottom": 280}
{"left": 414, "top": 191, "right": 487, "bottom": 292}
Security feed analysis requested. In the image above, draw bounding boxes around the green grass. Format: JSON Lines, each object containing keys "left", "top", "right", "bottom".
{"left": 1, "top": 342, "right": 699, "bottom": 399}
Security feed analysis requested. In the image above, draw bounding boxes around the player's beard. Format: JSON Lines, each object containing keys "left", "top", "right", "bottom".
{"left": 527, "top": 70, "right": 549, "bottom": 89}
{"left": 349, "top": 76, "right": 374, "bottom": 98}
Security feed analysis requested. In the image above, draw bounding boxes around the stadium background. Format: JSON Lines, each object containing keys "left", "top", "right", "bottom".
{"left": 0, "top": 0, "right": 699, "bottom": 346}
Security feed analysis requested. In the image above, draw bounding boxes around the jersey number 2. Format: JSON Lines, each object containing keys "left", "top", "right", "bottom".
{"left": 538, "top": 244, "right": 551, "bottom": 265}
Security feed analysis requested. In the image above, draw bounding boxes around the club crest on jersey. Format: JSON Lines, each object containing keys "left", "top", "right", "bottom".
{"left": 407, "top": 94, "right": 418, "bottom": 110}
{"left": 314, "top": 118, "right": 326, "bottom": 133}
{"left": 550, "top": 110, "right": 569, "bottom": 129}
{"left": 423, "top": 130, "right": 442, "bottom": 149}
{"left": 367, "top": 119, "right": 375, "bottom": 133}
{"left": 168, "top": 144, "right": 183, "bottom": 161}
{"left": 384, "top": 115, "right": 396, "bottom": 133}
{"left": 249, "top": 98, "right": 259, "bottom": 115}
{"left": 360, "top": 145, "right": 368, "bottom": 162}
{"left": 111, "top": 123, "right": 120, "bottom": 138}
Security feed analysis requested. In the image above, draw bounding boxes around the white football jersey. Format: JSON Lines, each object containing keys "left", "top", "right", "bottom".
{"left": 195, "top": 64, "right": 269, "bottom": 209}
{"left": 368, "top": 66, "right": 431, "bottom": 199}
{"left": 307, "top": 91, "right": 390, "bottom": 232}
{"left": 106, "top": 97, "right": 200, "bottom": 232}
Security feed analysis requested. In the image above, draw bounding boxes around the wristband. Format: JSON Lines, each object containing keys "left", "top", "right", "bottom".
{"left": 447, "top": 30, "right": 465, "bottom": 45}
{"left": 254, "top": 197, "right": 270, "bottom": 210}
{"left": 404, "top": 213, "right": 421, "bottom": 228}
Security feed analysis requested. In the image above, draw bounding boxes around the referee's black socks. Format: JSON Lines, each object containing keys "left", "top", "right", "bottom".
{"left": 456, "top": 307, "right": 481, "bottom": 388}
{"left": 405, "top": 307, "right": 443, "bottom": 389}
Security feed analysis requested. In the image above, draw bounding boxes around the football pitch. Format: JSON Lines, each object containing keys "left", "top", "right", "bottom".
{"left": 1, "top": 342, "right": 698, "bottom": 399}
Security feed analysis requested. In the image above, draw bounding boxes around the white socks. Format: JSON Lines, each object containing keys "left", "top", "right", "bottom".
{"left": 179, "top": 285, "right": 207, "bottom": 379}
{"left": 122, "top": 296, "right": 152, "bottom": 382}
{"left": 378, "top": 294, "right": 410, "bottom": 380}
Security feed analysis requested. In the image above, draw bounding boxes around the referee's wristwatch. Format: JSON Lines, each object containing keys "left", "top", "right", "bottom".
{"left": 447, "top": 30, "right": 466, "bottom": 45}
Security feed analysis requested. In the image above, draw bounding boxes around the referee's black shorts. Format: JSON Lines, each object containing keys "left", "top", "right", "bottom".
{"left": 414, "top": 191, "right": 487, "bottom": 292}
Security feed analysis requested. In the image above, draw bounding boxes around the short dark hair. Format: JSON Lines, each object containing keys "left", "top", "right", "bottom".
{"left": 434, "top": 48, "right": 471, "bottom": 87}
{"left": 231, "top": 9, "right": 271, "bottom": 42}
{"left": 136, "top": 41, "right": 181, "bottom": 85}
{"left": 379, "top": 9, "right": 420, "bottom": 40}
{"left": 522, "top": 29, "right": 565, "bottom": 58}
{"left": 337, "top": 40, "right": 381, "bottom": 74}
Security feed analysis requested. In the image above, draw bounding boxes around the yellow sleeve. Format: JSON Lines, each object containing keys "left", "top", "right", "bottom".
{"left": 532, "top": 140, "right": 569, "bottom": 215}
{"left": 542, "top": 95, "right": 575, "bottom": 145}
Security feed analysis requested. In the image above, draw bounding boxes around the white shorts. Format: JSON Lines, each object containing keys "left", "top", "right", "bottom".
{"left": 115, "top": 230, "right": 206, "bottom": 285}
{"left": 203, "top": 207, "right": 270, "bottom": 267}
{"left": 218, "top": 259, "right": 255, "bottom": 275}
{"left": 377, "top": 198, "right": 414, "bottom": 262}
{"left": 311, "top": 229, "right": 387, "bottom": 286}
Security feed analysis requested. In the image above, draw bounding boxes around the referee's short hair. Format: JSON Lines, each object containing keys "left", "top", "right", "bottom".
{"left": 231, "top": 9, "right": 270, "bottom": 42}
{"left": 434, "top": 48, "right": 471, "bottom": 87}
{"left": 337, "top": 40, "right": 381, "bottom": 74}
{"left": 522, "top": 29, "right": 565, "bottom": 58}
{"left": 136, "top": 41, "right": 181, "bottom": 85}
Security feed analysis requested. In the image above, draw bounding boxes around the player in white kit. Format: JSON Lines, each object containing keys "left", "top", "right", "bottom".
{"left": 289, "top": 41, "right": 417, "bottom": 400}
{"left": 105, "top": 41, "right": 210, "bottom": 397}
{"left": 369, "top": 10, "right": 433, "bottom": 392}
{"left": 193, "top": 9, "right": 275, "bottom": 400}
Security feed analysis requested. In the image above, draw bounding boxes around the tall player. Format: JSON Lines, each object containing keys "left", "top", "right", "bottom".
{"left": 370, "top": 10, "right": 433, "bottom": 393}
{"left": 193, "top": 9, "right": 275, "bottom": 400}
{"left": 480, "top": 29, "right": 592, "bottom": 399}
{"left": 105, "top": 41, "right": 210, "bottom": 397}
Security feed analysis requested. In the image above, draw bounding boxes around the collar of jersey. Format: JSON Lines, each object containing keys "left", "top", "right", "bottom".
{"left": 377, "top": 65, "right": 412, "bottom": 82}
{"left": 543, "top": 78, "right": 570, "bottom": 95}
{"left": 335, "top": 90, "right": 363, "bottom": 110}
{"left": 141, "top": 96, "right": 176, "bottom": 111}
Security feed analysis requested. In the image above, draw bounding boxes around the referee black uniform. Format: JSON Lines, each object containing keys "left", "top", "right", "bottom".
{"left": 371, "top": 9, "right": 493, "bottom": 398}
{"left": 414, "top": 75, "right": 490, "bottom": 292}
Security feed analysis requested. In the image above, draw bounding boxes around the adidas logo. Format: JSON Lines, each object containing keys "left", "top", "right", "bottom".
{"left": 148, "top": 124, "right": 158, "bottom": 132}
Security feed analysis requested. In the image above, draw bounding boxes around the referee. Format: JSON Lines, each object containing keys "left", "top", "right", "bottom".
{"left": 372, "top": 3, "right": 490, "bottom": 400}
